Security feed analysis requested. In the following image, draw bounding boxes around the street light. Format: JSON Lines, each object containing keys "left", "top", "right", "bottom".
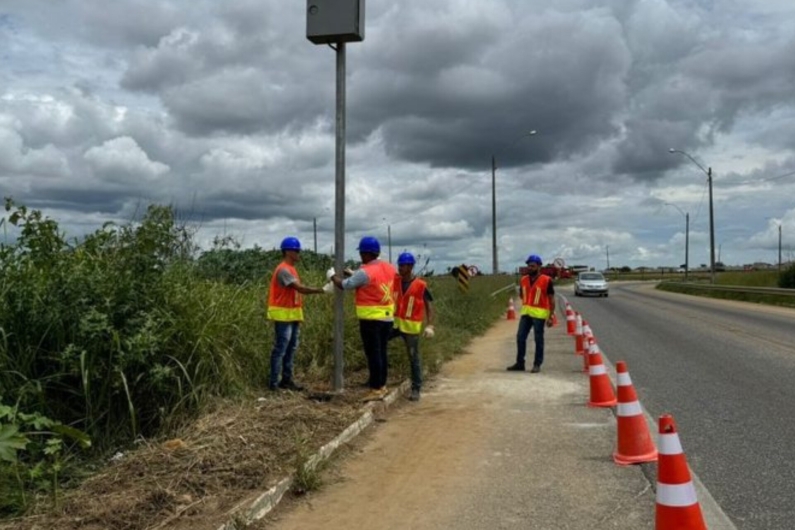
{"left": 382, "top": 217, "right": 392, "bottom": 263}
{"left": 664, "top": 202, "right": 690, "bottom": 281}
{"left": 492, "top": 130, "right": 537, "bottom": 274}
{"left": 669, "top": 148, "right": 715, "bottom": 283}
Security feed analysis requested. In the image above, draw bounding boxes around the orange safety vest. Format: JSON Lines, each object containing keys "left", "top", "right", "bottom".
{"left": 355, "top": 260, "right": 397, "bottom": 320}
{"left": 520, "top": 274, "right": 552, "bottom": 319}
{"left": 394, "top": 276, "right": 427, "bottom": 334}
{"left": 267, "top": 262, "right": 304, "bottom": 322}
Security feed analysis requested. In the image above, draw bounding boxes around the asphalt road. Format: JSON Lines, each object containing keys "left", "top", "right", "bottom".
{"left": 566, "top": 281, "right": 795, "bottom": 530}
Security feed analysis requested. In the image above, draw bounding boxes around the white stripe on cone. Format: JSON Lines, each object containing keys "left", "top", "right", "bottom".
{"left": 617, "top": 401, "right": 642, "bottom": 416}
{"left": 658, "top": 432, "right": 684, "bottom": 455}
{"left": 657, "top": 482, "right": 699, "bottom": 507}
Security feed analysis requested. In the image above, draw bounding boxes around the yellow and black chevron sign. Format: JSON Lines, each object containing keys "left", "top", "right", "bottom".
{"left": 453, "top": 264, "right": 469, "bottom": 293}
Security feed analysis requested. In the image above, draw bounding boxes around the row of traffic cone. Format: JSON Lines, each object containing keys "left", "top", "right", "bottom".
{"left": 564, "top": 301, "right": 707, "bottom": 529}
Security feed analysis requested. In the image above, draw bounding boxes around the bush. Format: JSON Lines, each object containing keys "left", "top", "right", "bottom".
{"left": 779, "top": 263, "right": 795, "bottom": 289}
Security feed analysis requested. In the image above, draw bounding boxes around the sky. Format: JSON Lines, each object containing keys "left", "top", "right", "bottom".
{"left": 2, "top": 0, "right": 795, "bottom": 273}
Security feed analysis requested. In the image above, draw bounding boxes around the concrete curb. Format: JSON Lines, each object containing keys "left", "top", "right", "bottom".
{"left": 217, "top": 379, "right": 412, "bottom": 530}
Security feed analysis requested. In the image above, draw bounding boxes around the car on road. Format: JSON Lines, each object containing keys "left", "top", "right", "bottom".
{"left": 574, "top": 272, "right": 609, "bottom": 297}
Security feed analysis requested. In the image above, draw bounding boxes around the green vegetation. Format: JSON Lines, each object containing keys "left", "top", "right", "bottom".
{"left": 656, "top": 267, "right": 795, "bottom": 307}
{"left": 0, "top": 200, "right": 511, "bottom": 516}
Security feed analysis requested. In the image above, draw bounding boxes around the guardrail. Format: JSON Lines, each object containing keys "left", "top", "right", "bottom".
{"left": 661, "top": 282, "right": 795, "bottom": 297}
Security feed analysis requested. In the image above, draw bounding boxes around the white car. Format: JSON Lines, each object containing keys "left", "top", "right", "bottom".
{"left": 574, "top": 272, "right": 609, "bottom": 297}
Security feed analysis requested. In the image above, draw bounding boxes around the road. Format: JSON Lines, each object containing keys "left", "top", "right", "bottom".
{"left": 570, "top": 281, "right": 795, "bottom": 530}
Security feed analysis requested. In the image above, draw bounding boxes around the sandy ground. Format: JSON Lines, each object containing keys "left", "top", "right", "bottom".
{"left": 257, "top": 320, "right": 656, "bottom": 530}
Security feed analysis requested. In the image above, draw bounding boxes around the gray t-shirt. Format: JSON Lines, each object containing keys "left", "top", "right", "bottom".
{"left": 277, "top": 267, "right": 297, "bottom": 287}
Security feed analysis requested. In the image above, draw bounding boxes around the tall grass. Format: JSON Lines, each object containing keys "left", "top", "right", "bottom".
{"left": 0, "top": 199, "right": 516, "bottom": 515}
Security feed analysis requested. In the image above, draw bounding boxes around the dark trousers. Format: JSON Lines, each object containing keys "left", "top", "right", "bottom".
{"left": 359, "top": 319, "right": 393, "bottom": 389}
{"left": 516, "top": 315, "right": 546, "bottom": 367}
{"left": 389, "top": 328, "right": 423, "bottom": 391}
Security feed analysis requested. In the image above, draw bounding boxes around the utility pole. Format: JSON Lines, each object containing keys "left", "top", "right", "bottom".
{"left": 779, "top": 224, "right": 782, "bottom": 272}
{"left": 606, "top": 245, "right": 610, "bottom": 272}
{"left": 685, "top": 213, "right": 689, "bottom": 281}
{"left": 491, "top": 155, "right": 498, "bottom": 275}
{"left": 313, "top": 217, "right": 318, "bottom": 253}
{"left": 708, "top": 167, "right": 716, "bottom": 283}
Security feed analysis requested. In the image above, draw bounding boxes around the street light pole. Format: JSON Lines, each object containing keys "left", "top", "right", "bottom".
{"left": 664, "top": 202, "right": 689, "bottom": 281}
{"left": 388, "top": 224, "right": 392, "bottom": 264}
{"left": 669, "top": 149, "right": 716, "bottom": 284}
{"left": 491, "top": 130, "right": 537, "bottom": 275}
{"left": 779, "top": 223, "right": 782, "bottom": 272}
{"left": 491, "top": 155, "right": 497, "bottom": 275}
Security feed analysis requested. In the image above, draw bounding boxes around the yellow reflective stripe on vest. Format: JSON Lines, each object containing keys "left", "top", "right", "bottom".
{"left": 395, "top": 317, "right": 422, "bottom": 334}
{"left": 520, "top": 305, "right": 550, "bottom": 319}
{"left": 267, "top": 306, "right": 304, "bottom": 322}
{"left": 356, "top": 304, "right": 394, "bottom": 320}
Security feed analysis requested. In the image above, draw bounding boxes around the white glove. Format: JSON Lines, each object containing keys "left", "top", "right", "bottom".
{"left": 423, "top": 326, "right": 435, "bottom": 338}
{"left": 326, "top": 267, "right": 336, "bottom": 281}
{"left": 322, "top": 282, "right": 335, "bottom": 294}
{"left": 343, "top": 267, "right": 354, "bottom": 277}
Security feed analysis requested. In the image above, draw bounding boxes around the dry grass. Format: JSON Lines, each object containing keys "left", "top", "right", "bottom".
{"left": 0, "top": 373, "right": 380, "bottom": 530}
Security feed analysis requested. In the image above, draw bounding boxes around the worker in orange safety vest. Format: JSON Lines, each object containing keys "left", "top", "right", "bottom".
{"left": 506, "top": 253, "right": 556, "bottom": 373}
{"left": 330, "top": 236, "right": 397, "bottom": 402}
{"left": 266, "top": 236, "right": 327, "bottom": 392}
{"left": 390, "top": 252, "right": 435, "bottom": 402}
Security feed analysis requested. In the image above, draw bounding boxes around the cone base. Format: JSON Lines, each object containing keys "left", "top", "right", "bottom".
{"left": 613, "top": 449, "right": 658, "bottom": 466}
{"left": 656, "top": 504, "right": 707, "bottom": 530}
{"left": 587, "top": 398, "right": 617, "bottom": 407}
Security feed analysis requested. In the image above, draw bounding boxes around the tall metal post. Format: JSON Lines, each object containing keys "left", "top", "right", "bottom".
{"left": 779, "top": 224, "right": 782, "bottom": 272}
{"left": 491, "top": 155, "right": 498, "bottom": 275}
{"left": 313, "top": 217, "right": 318, "bottom": 253}
{"left": 333, "top": 42, "right": 346, "bottom": 391}
{"left": 708, "top": 167, "right": 715, "bottom": 284}
{"left": 387, "top": 224, "right": 392, "bottom": 264}
{"left": 685, "top": 213, "right": 689, "bottom": 281}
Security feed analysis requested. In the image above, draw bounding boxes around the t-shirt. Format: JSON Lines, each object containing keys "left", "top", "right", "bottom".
{"left": 276, "top": 267, "right": 297, "bottom": 287}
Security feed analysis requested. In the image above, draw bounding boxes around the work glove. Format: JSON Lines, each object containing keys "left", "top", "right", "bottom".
{"left": 326, "top": 267, "right": 336, "bottom": 281}
{"left": 422, "top": 325, "right": 435, "bottom": 338}
{"left": 343, "top": 267, "right": 354, "bottom": 277}
{"left": 322, "top": 282, "right": 335, "bottom": 294}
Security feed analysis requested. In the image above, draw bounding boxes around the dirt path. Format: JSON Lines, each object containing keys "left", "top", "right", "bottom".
{"left": 259, "top": 320, "right": 655, "bottom": 530}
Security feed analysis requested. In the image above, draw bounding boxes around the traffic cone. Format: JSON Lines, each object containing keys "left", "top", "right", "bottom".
{"left": 574, "top": 315, "right": 585, "bottom": 355}
{"left": 587, "top": 349, "right": 617, "bottom": 407}
{"left": 613, "top": 361, "right": 657, "bottom": 465}
{"left": 583, "top": 336, "right": 595, "bottom": 373}
{"left": 506, "top": 298, "right": 517, "bottom": 320}
{"left": 656, "top": 414, "right": 707, "bottom": 530}
{"left": 565, "top": 303, "right": 576, "bottom": 335}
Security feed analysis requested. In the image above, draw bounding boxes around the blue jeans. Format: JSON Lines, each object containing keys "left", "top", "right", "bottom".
{"left": 516, "top": 315, "right": 546, "bottom": 367}
{"left": 389, "top": 328, "right": 423, "bottom": 391}
{"left": 269, "top": 321, "right": 300, "bottom": 388}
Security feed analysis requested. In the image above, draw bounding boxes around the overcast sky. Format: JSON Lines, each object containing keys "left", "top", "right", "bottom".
{"left": 2, "top": 0, "right": 795, "bottom": 273}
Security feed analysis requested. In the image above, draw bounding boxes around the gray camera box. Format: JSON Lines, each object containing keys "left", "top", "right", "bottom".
{"left": 307, "top": 0, "right": 365, "bottom": 44}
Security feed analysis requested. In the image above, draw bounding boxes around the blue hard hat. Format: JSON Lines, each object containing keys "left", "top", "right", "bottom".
{"left": 357, "top": 236, "right": 381, "bottom": 254}
{"left": 526, "top": 254, "right": 542, "bottom": 265}
{"left": 280, "top": 236, "right": 302, "bottom": 251}
{"left": 397, "top": 252, "right": 416, "bottom": 265}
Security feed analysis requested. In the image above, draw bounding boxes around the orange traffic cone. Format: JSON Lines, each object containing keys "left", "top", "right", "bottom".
{"left": 613, "top": 361, "right": 657, "bottom": 465}
{"left": 656, "top": 414, "right": 707, "bottom": 530}
{"left": 565, "top": 303, "right": 576, "bottom": 335}
{"left": 583, "top": 336, "right": 595, "bottom": 373}
{"left": 574, "top": 316, "right": 586, "bottom": 355}
{"left": 506, "top": 298, "right": 516, "bottom": 320}
{"left": 587, "top": 349, "right": 617, "bottom": 407}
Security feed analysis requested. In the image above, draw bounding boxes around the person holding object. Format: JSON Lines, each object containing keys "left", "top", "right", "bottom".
{"left": 330, "top": 236, "right": 397, "bottom": 402}
{"left": 266, "top": 237, "right": 326, "bottom": 392}
{"left": 507, "top": 253, "right": 556, "bottom": 374}
{"left": 390, "top": 252, "right": 435, "bottom": 401}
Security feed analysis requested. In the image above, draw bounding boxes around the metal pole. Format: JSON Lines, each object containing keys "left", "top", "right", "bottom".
{"left": 333, "top": 42, "right": 346, "bottom": 392}
{"left": 388, "top": 224, "right": 392, "bottom": 264}
{"left": 708, "top": 167, "right": 715, "bottom": 284}
{"left": 685, "top": 213, "right": 689, "bottom": 281}
{"left": 491, "top": 155, "right": 498, "bottom": 275}
{"left": 779, "top": 224, "right": 782, "bottom": 272}
{"left": 313, "top": 217, "right": 318, "bottom": 254}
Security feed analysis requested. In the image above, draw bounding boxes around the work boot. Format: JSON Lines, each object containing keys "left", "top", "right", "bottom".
{"left": 506, "top": 363, "right": 525, "bottom": 371}
{"left": 362, "top": 388, "right": 386, "bottom": 403}
{"left": 530, "top": 365, "right": 541, "bottom": 373}
{"left": 409, "top": 388, "right": 421, "bottom": 402}
{"left": 279, "top": 379, "right": 305, "bottom": 391}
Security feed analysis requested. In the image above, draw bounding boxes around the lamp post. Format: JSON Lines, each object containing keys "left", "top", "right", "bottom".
{"left": 665, "top": 202, "right": 690, "bottom": 281}
{"left": 669, "top": 149, "right": 715, "bottom": 283}
{"left": 491, "top": 130, "right": 537, "bottom": 274}
{"left": 382, "top": 217, "right": 392, "bottom": 263}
